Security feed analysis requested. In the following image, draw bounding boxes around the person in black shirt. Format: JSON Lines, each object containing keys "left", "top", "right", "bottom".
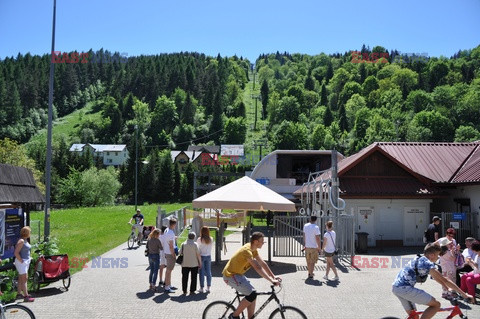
{"left": 425, "top": 216, "right": 441, "bottom": 243}
{"left": 129, "top": 209, "right": 145, "bottom": 243}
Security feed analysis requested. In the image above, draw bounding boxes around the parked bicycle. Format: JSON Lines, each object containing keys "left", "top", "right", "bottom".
{"left": 406, "top": 294, "right": 469, "bottom": 319}
{"left": 202, "top": 284, "right": 307, "bottom": 319}
{"left": 0, "top": 276, "right": 35, "bottom": 318}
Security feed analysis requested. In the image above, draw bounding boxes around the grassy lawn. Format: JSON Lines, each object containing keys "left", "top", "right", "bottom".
{"left": 29, "top": 203, "right": 190, "bottom": 274}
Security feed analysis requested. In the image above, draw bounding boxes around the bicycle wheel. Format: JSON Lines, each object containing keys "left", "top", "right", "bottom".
{"left": 202, "top": 301, "right": 244, "bottom": 319}
{"left": 127, "top": 234, "right": 135, "bottom": 249}
{"left": 63, "top": 275, "right": 71, "bottom": 290}
{"left": 32, "top": 271, "right": 41, "bottom": 292}
{"left": 269, "top": 306, "right": 307, "bottom": 319}
{"left": 3, "top": 304, "right": 36, "bottom": 318}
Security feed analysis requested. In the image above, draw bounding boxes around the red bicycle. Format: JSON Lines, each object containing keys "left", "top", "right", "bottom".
{"left": 406, "top": 297, "right": 469, "bottom": 319}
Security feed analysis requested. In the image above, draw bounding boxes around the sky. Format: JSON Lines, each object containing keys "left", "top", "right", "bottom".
{"left": 1, "top": 0, "right": 479, "bottom": 62}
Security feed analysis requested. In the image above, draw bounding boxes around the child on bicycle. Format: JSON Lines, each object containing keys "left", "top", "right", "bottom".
{"left": 392, "top": 242, "right": 473, "bottom": 319}
{"left": 222, "top": 232, "right": 281, "bottom": 319}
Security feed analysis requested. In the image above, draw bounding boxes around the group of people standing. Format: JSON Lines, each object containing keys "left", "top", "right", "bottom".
{"left": 145, "top": 218, "right": 213, "bottom": 295}
{"left": 303, "top": 215, "right": 339, "bottom": 281}
{"left": 391, "top": 215, "right": 480, "bottom": 319}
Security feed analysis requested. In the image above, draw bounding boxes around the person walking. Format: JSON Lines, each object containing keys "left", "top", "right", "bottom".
{"left": 158, "top": 226, "right": 167, "bottom": 287}
{"left": 180, "top": 232, "right": 202, "bottom": 295}
{"left": 303, "top": 215, "right": 321, "bottom": 279}
{"left": 162, "top": 218, "right": 177, "bottom": 293}
{"left": 425, "top": 216, "right": 441, "bottom": 243}
{"left": 322, "top": 221, "right": 339, "bottom": 281}
{"left": 146, "top": 228, "right": 162, "bottom": 291}
{"left": 14, "top": 226, "right": 34, "bottom": 302}
{"left": 197, "top": 226, "right": 213, "bottom": 293}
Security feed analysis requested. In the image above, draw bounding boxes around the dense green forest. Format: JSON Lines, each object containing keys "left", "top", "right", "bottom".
{"left": 0, "top": 45, "right": 479, "bottom": 205}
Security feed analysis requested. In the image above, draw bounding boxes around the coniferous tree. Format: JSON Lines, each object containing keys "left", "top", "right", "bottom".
{"left": 320, "top": 83, "right": 328, "bottom": 106}
{"left": 324, "top": 105, "right": 333, "bottom": 126}
{"left": 173, "top": 162, "right": 181, "bottom": 201}
{"left": 260, "top": 80, "right": 269, "bottom": 120}
{"left": 210, "top": 90, "right": 224, "bottom": 144}
{"left": 158, "top": 151, "right": 174, "bottom": 202}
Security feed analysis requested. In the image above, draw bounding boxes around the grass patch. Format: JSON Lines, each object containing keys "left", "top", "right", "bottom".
{"left": 30, "top": 203, "right": 191, "bottom": 275}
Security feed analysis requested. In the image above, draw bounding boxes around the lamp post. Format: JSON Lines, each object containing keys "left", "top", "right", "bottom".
{"left": 134, "top": 124, "right": 138, "bottom": 210}
{"left": 44, "top": 0, "right": 57, "bottom": 241}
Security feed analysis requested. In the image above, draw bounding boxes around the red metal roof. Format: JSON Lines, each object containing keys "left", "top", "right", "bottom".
{"left": 376, "top": 142, "right": 477, "bottom": 183}
{"left": 451, "top": 143, "right": 480, "bottom": 183}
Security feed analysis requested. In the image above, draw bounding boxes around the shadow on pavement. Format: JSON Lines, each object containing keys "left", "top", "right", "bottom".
{"left": 304, "top": 278, "right": 322, "bottom": 286}
{"left": 136, "top": 290, "right": 155, "bottom": 299}
{"left": 170, "top": 292, "right": 208, "bottom": 303}
{"left": 31, "top": 287, "right": 67, "bottom": 298}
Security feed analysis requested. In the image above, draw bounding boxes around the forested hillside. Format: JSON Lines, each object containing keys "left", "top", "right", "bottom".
{"left": 0, "top": 45, "right": 479, "bottom": 205}
{"left": 257, "top": 45, "right": 480, "bottom": 155}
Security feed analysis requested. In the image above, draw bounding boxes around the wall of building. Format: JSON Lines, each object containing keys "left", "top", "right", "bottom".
{"left": 344, "top": 199, "right": 432, "bottom": 247}
{"left": 103, "top": 151, "right": 128, "bottom": 166}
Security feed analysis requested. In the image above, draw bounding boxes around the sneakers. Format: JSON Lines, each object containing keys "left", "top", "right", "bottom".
{"left": 228, "top": 314, "right": 240, "bottom": 319}
{"left": 333, "top": 276, "right": 339, "bottom": 281}
{"left": 307, "top": 274, "right": 314, "bottom": 279}
{"left": 198, "top": 287, "right": 205, "bottom": 293}
{"left": 164, "top": 288, "right": 173, "bottom": 293}
{"left": 23, "top": 295, "right": 35, "bottom": 302}
{"left": 323, "top": 275, "right": 329, "bottom": 280}
{"left": 206, "top": 286, "right": 211, "bottom": 293}
{"left": 159, "top": 281, "right": 165, "bottom": 286}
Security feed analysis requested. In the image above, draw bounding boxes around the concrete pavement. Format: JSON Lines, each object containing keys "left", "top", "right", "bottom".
{"left": 24, "top": 230, "right": 480, "bottom": 318}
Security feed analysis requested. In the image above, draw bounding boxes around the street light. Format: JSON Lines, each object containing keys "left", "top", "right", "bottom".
{"left": 134, "top": 124, "right": 138, "bottom": 210}
{"left": 44, "top": 0, "right": 57, "bottom": 241}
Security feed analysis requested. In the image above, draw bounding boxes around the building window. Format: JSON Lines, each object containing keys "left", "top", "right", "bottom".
{"left": 108, "top": 159, "right": 113, "bottom": 163}
{"left": 106, "top": 152, "right": 110, "bottom": 156}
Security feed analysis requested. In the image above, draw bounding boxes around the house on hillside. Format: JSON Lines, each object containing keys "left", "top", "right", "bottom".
{"left": 295, "top": 142, "right": 480, "bottom": 248}
{"left": 170, "top": 150, "right": 217, "bottom": 172}
{"left": 249, "top": 150, "right": 344, "bottom": 201}
{"left": 69, "top": 143, "right": 129, "bottom": 166}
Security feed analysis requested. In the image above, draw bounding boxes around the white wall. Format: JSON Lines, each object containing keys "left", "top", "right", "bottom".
{"left": 345, "top": 199, "right": 432, "bottom": 246}
{"left": 103, "top": 150, "right": 129, "bottom": 166}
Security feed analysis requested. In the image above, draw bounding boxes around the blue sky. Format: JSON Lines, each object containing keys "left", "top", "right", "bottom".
{"left": 1, "top": 0, "right": 479, "bottom": 62}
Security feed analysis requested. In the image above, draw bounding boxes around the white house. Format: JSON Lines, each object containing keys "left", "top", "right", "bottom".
{"left": 69, "top": 144, "right": 129, "bottom": 166}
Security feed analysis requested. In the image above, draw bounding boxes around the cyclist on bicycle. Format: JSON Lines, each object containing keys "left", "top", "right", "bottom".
{"left": 222, "top": 232, "right": 281, "bottom": 319}
{"left": 392, "top": 241, "right": 473, "bottom": 319}
{"left": 129, "top": 209, "right": 144, "bottom": 244}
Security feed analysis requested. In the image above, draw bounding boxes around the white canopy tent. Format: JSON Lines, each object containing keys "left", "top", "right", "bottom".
{"left": 193, "top": 176, "right": 296, "bottom": 264}
{"left": 192, "top": 176, "right": 296, "bottom": 212}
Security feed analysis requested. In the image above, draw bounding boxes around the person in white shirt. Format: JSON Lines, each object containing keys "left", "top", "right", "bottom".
{"left": 456, "top": 237, "right": 477, "bottom": 285}
{"left": 322, "top": 220, "right": 339, "bottom": 281}
{"left": 303, "top": 215, "right": 321, "bottom": 279}
{"left": 163, "top": 218, "right": 177, "bottom": 293}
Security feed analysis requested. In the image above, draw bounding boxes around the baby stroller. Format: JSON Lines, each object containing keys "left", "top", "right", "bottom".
{"left": 32, "top": 254, "right": 71, "bottom": 292}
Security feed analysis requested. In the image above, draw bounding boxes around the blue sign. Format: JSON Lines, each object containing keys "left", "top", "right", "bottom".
{"left": 256, "top": 178, "right": 270, "bottom": 185}
{"left": 2, "top": 208, "right": 25, "bottom": 259}
{"left": 452, "top": 212, "right": 466, "bottom": 221}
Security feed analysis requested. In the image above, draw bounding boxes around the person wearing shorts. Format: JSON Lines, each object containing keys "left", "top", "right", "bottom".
{"left": 392, "top": 243, "right": 473, "bottom": 319}
{"left": 14, "top": 226, "right": 34, "bottom": 302}
{"left": 303, "top": 215, "right": 321, "bottom": 279}
{"left": 222, "top": 232, "right": 281, "bottom": 319}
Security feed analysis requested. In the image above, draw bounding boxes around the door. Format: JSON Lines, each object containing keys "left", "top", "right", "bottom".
{"left": 357, "top": 207, "right": 375, "bottom": 247}
{"left": 404, "top": 207, "right": 428, "bottom": 246}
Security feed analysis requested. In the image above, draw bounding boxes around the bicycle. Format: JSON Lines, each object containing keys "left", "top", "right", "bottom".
{"left": 202, "top": 284, "right": 307, "bottom": 319}
{"left": 127, "top": 223, "right": 142, "bottom": 249}
{"left": 0, "top": 276, "right": 35, "bottom": 318}
{"left": 406, "top": 295, "right": 469, "bottom": 319}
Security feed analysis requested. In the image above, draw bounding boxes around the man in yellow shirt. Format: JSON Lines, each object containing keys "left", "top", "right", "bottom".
{"left": 222, "top": 232, "right": 281, "bottom": 319}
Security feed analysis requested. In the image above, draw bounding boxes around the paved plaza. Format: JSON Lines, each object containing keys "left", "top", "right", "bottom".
{"left": 25, "top": 231, "right": 480, "bottom": 319}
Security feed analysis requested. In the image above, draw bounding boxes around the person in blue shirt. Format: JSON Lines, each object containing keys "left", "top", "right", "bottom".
{"left": 392, "top": 243, "right": 473, "bottom": 319}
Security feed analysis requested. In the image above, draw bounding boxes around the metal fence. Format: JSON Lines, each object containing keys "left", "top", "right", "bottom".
{"left": 434, "top": 211, "right": 479, "bottom": 246}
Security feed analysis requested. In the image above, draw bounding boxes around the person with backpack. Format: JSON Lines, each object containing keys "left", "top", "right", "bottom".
{"left": 392, "top": 243, "right": 473, "bottom": 319}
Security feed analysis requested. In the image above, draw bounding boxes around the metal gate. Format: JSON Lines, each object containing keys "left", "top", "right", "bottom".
{"left": 273, "top": 214, "right": 355, "bottom": 261}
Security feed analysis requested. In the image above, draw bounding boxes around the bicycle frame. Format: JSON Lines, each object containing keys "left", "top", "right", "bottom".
{"left": 407, "top": 302, "right": 466, "bottom": 319}
{"left": 232, "top": 286, "right": 284, "bottom": 319}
